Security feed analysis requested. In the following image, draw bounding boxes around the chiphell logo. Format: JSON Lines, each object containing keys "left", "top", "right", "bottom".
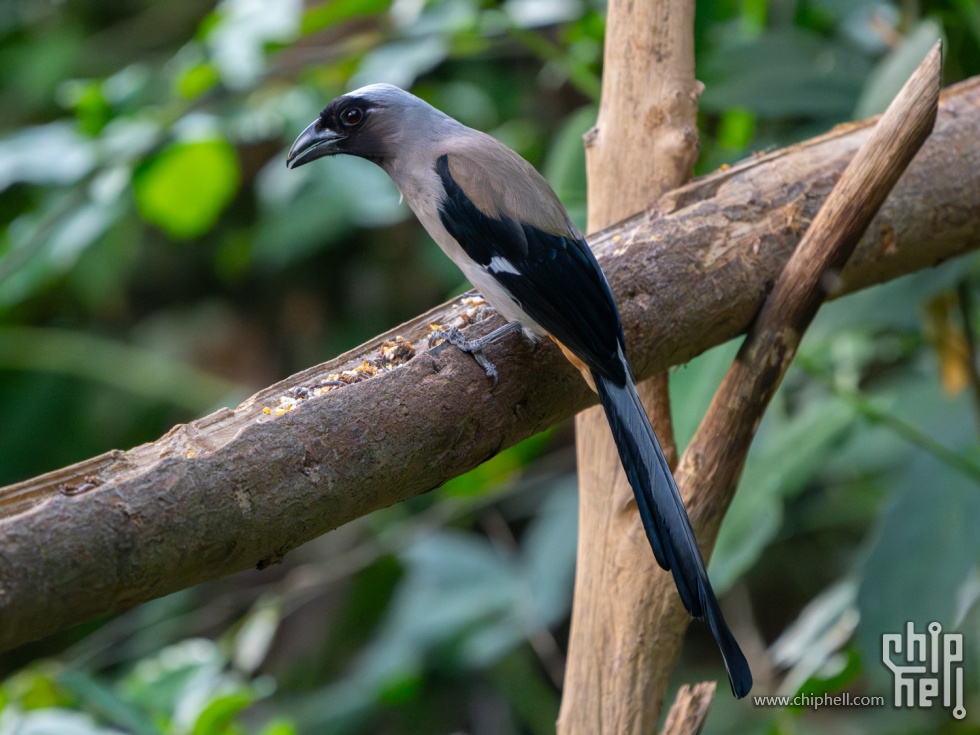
{"left": 882, "top": 622, "right": 965, "bottom": 720}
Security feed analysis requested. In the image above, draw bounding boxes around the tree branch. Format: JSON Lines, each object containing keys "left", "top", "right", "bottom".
{"left": 0, "top": 75, "right": 977, "bottom": 654}
{"left": 679, "top": 42, "right": 942, "bottom": 527}
{"left": 633, "top": 41, "right": 943, "bottom": 712}
{"left": 659, "top": 682, "right": 716, "bottom": 735}
{"left": 562, "top": 0, "right": 700, "bottom": 729}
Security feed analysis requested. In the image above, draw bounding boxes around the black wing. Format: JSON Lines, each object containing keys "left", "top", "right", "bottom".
{"left": 435, "top": 154, "right": 628, "bottom": 385}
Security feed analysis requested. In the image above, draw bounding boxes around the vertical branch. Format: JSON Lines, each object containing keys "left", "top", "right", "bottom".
{"left": 584, "top": 2, "right": 700, "bottom": 226}
{"left": 561, "top": 11, "right": 940, "bottom": 735}
{"left": 559, "top": 0, "right": 701, "bottom": 732}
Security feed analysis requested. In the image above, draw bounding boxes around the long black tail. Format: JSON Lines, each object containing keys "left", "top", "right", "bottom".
{"left": 594, "top": 369, "right": 753, "bottom": 699}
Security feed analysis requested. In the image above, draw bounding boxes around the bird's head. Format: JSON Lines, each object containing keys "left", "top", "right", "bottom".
{"left": 286, "top": 83, "right": 443, "bottom": 170}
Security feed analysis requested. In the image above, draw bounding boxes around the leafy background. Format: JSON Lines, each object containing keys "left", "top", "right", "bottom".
{"left": 1, "top": 0, "right": 979, "bottom": 733}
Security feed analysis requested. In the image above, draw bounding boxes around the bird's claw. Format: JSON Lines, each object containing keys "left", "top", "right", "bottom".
{"left": 431, "top": 325, "right": 500, "bottom": 389}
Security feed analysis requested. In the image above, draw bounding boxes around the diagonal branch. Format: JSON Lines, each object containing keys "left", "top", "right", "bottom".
{"left": 0, "top": 70, "right": 975, "bottom": 655}
{"left": 657, "top": 41, "right": 943, "bottom": 703}
{"left": 678, "top": 42, "right": 942, "bottom": 528}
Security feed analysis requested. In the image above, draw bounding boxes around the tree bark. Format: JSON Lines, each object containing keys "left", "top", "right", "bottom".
{"left": 0, "top": 77, "right": 978, "bottom": 654}
{"left": 628, "top": 41, "right": 942, "bottom": 720}
{"left": 659, "top": 682, "right": 716, "bottom": 735}
{"left": 561, "top": 0, "right": 700, "bottom": 731}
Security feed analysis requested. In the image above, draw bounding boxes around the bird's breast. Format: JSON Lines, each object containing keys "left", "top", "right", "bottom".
{"left": 389, "top": 162, "right": 546, "bottom": 337}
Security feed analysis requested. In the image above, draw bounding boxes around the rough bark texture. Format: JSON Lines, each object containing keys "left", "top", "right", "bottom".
{"left": 0, "top": 77, "right": 978, "bottom": 654}
{"left": 583, "top": 0, "right": 700, "bottom": 226}
{"left": 562, "top": 0, "right": 700, "bottom": 730}
{"left": 660, "top": 682, "right": 717, "bottom": 735}
{"left": 623, "top": 41, "right": 943, "bottom": 722}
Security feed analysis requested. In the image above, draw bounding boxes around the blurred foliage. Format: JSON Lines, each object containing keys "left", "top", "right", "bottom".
{"left": 1, "top": 0, "right": 979, "bottom": 733}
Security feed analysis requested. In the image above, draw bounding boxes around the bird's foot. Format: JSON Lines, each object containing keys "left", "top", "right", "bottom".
{"left": 432, "top": 325, "right": 500, "bottom": 387}
{"left": 428, "top": 321, "right": 524, "bottom": 389}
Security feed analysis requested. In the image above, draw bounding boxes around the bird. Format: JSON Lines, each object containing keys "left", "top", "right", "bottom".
{"left": 287, "top": 83, "right": 752, "bottom": 698}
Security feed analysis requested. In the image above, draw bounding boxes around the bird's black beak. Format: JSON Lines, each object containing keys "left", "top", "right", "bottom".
{"left": 286, "top": 120, "right": 345, "bottom": 169}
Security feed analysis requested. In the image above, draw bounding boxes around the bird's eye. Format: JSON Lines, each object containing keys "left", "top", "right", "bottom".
{"left": 342, "top": 107, "right": 364, "bottom": 126}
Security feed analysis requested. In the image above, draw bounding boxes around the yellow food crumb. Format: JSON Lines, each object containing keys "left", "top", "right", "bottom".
{"left": 260, "top": 335, "right": 422, "bottom": 417}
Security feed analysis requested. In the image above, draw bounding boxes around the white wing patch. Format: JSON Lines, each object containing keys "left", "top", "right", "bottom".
{"left": 487, "top": 255, "right": 521, "bottom": 275}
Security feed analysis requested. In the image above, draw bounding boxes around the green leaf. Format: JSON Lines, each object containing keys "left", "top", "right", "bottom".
{"left": 302, "top": 0, "right": 391, "bottom": 34}
{"left": 254, "top": 155, "right": 406, "bottom": 268}
{"left": 769, "top": 580, "right": 859, "bottom": 696}
{"left": 119, "top": 638, "right": 224, "bottom": 721}
{"left": 520, "top": 478, "right": 578, "bottom": 629}
{"left": 439, "top": 430, "right": 552, "bottom": 497}
{"left": 257, "top": 719, "right": 297, "bottom": 735}
{"left": 489, "top": 650, "right": 560, "bottom": 735}
{"left": 0, "top": 191, "right": 124, "bottom": 310}
{"left": 716, "top": 107, "right": 755, "bottom": 149}
{"left": 59, "top": 79, "right": 112, "bottom": 135}
{"left": 709, "top": 391, "right": 856, "bottom": 590}
{"left": 670, "top": 339, "right": 740, "bottom": 452}
{"left": 205, "top": 0, "right": 303, "bottom": 89}
{"left": 177, "top": 63, "right": 221, "bottom": 100}
{"left": 345, "top": 531, "right": 517, "bottom": 698}
{"left": 952, "top": 0, "right": 980, "bottom": 47}
{"left": 350, "top": 37, "right": 451, "bottom": 90}
{"left": 0, "top": 707, "right": 127, "bottom": 735}
{"left": 699, "top": 28, "right": 871, "bottom": 119}
{"left": 0, "top": 326, "right": 243, "bottom": 412}
{"left": 58, "top": 671, "right": 158, "bottom": 735}
{"left": 191, "top": 691, "right": 256, "bottom": 735}
{"left": 230, "top": 599, "right": 283, "bottom": 675}
{"left": 134, "top": 139, "right": 240, "bottom": 239}
{"left": 0, "top": 123, "right": 96, "bottom": 192}
{"left": 856, "top": 452, "right": 980, "bottom": 676}
{"left": 542, "top": 105, "right": 595, "bottom": 233}
{"left": 5, "top": 666, "right": 70, "bottom": 711}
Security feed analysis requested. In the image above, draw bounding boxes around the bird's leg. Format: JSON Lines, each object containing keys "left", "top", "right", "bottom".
{"left": 430, "top": 321, "right": 524, "bottom": 388}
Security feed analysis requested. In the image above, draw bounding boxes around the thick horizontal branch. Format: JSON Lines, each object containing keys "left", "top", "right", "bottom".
{"left": 1, "top": 77, "right": 979, "bottom": 653}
